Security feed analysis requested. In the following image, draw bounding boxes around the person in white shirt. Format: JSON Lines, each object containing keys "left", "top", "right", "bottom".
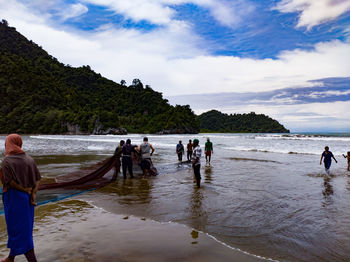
{"left": 191, "top": 139, "right": 201, "bottom": 188}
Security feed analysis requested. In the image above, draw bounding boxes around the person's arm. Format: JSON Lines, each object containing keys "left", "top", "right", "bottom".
{"left": 320, "top": 154, "right": 323, "bottom": 165}
{"left": 30, "top": 180, "right": 41, "bottom": 206}
{"left": 332, "top": 154, "right": 338, "bottom": 163}
{"left": 150, "top": 144, "right": 155, "bottom": 156}
{"left": 343, "top": 154, "right": 347, "bottom": 158}
{"left": 9, "top": 180, "right": 32, "bottom": 195}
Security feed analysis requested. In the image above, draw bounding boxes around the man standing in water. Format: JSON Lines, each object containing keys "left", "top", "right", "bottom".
{"left": 192, "top": 139, "right": 201, "bottom": 188}
{"left": 320, "top": 146, "right": 337, "bottom": 175}
{"left": 205, "top": 138, "right": 213, "bottom": 166}
{"left": 138, "top": 137, "right": 155, "bottom": 178}
{"left": 187, "top": 139, "right": 193, "bottom": 161}
{"left": 112, "top": 140, "right": 125, "bottom": 180}
{"left": 176, "top": 140, "right": 184, "bottom": 165}
{"left": 121, "top": 139, "right": 137, "bottom": 179}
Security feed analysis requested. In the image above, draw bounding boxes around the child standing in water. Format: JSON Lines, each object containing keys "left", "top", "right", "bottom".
{"left": 342, "top": 152, "right": 350, "bottom": 171}
{"left": 320, "top": 146, "right": 338, "bottom": 175}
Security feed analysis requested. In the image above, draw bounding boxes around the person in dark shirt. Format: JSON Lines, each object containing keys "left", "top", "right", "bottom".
{"left": 320, "top": 146, "right": 337, "bottom": 175}
{"left": 1, "top": 134, "right": 41, "bottom": 262}
{"left": 187, "top": 140, "right": 193, "bottom": 161}
{"left": 112, "top": 140, "right": 125, "bottom": 180}
{"left": 176, "top": 140, "right": 184, "bottom": 164}
{"left": 121, "top": 139, "right": 137, "bottom": 179}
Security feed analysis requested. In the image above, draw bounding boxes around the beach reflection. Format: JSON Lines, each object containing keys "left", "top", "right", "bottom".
{"left": 322, "top": 176, "right": 334, "bottom": 198}
{"left": 204, "top": 166, "right": 212, "bottom": 184}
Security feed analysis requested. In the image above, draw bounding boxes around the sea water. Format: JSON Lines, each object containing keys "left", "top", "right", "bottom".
{"left": 0, "top": 133, "right": 350, "bottom": 262}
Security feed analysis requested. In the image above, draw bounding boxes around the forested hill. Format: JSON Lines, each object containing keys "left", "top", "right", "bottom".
{"left": 199, "top": 110, "right": 290, "bottom": 133}
{"left": 0, "top": 20, "right": 199, "bottom": 134}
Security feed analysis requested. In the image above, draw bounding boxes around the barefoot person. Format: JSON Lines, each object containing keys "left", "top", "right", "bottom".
{"left": 192, "top": 139, "right": 201, "bottom": 188}
{"left": 121, "top": 139, "right": 137, "bottom": 179}
{"left": 320, "top": 146, "right": 337, "bottom": 175}
{"left": 187, "top": 139, "right": 193, "bottom": 161}
{"left": 1, "top": 134, "right": 41, "bottom": 262}
{"left": 112, "top": 140, "right": 125, "bottom": 180}
{"left": 205, "top": 138, "right": 213, "bottom": 166}
{"left": 176, "top": 140, "right": 184, "bottom": 164}
{"left": 138, "top": 137, "right": 155, "bottom": 178}
{"left": 342, "top": 151, "right": 350, "bottom": 171}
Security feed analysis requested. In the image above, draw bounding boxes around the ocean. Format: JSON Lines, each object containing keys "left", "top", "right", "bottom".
{"left": 1, "top": 133, "right": 350, "bottom": 262}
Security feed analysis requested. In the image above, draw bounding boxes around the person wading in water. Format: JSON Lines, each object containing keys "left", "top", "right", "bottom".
{"left": 187, "top": 139, "right": 193, "bottom": 161}
{"left": 176, "top": 140, "right": 184, "bottom": 165}
{"left": 205, "top": 138, "right": 213, "bottom": 166}
{"left": 121, "top": 139, "right": 137, "bottom": 179}
{"left": 192, "top": 139, "right": 202, "bottom": 188}
{"left": 138, "top": 137, "right": 155, "bottom": 178}
{"left": 320, "top": 146, "right": 337, "bottom": 175}
{"left": 112, "top": 140, "right": 124, "bottom": 180}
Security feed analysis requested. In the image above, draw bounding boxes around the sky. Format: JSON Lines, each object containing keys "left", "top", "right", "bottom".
{"left": 0, "top": 0, "right": 350, "bottom": 132}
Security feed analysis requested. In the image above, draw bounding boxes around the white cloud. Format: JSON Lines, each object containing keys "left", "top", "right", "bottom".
{"left": 81, "top": 0, "right": 175, "bottom": 25}
{"left": 214, "top": 101, "right": 350, "bottom": 132}
{"left": 1, "top": 0, "right": 350, "bottom": 132}
{"left": 1, "top": 0, "right": 349, "bottom": 97}
{"left": 58, "top": 3, "right": 89, "bottom": 21}
{"left": 81, "top": 0, "right": 253, "bottom": 27}
{"left": 275, "top": 0, "right": 350, "bottom": 29}
{"left": 308, "top": 89, "right": 350, "bottom": 98}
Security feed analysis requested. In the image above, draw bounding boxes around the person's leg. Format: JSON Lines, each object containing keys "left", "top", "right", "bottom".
{"left": 24, "top": 249, "right": 37, "bottom": 262}
{"left": 122, "top": 157, "right": 127, "bottom": 179}
{"left": 194, "top": 164, "right": 201, "bottom": 188}
{"left": 127, "top": 158, "right": 134, "bottom": 178}
{"left": 325, "top": 161, "right": 331, "bottom": 175}
{"left": 4, "top": 254, "right": 15, "bottom": 262}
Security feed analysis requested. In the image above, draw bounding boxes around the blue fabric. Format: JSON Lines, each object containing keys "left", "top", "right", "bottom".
{"left": 3, "top": 189, "right": 34, "bottom": 256}
{"left": 325, "top": 161, "right": 332, "bottom": 170}
{"left": 322, "top": 151, "right": 333, "bottom": 163}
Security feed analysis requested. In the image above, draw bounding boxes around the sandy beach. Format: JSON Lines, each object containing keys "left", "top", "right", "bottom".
{"left": 0, "top": 198, "right": 264, "bottom": 262}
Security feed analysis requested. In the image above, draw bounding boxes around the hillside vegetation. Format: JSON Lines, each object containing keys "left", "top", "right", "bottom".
{"left": 0, "top": 20, "right": 199, "bottom": 134}
{"left": 199, "top": 110, "right": 289, "bottom": 133}
{"left": 0, "top": 20, "right": 289, "bottom": 135}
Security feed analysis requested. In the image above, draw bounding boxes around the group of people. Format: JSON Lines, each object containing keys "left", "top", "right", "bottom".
{"left": 114, "top": 137, "right": 155, "bottom": 179}
{"left": 175, "top": 138, "right": 214, "bottom": 188}
{"left": 1, "top": 134, "right": 349, "bottom": 262}
{"left": 176, "top": 138, "right": 214, "bottom": 165}
{"left": 320, "top": 146, "right": 350, "bottom": 174}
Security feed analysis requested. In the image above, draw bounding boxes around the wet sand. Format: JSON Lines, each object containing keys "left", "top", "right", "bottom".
{"left": 0, "top": 199, "right": 265, "bottom": 262}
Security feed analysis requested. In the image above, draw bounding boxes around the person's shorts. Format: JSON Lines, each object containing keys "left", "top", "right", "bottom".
{"left": 205, "top": 151, "right": 211, "bottom": 157}
{"left": 141, "top": 159, "right": 151, "bottom": 170}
